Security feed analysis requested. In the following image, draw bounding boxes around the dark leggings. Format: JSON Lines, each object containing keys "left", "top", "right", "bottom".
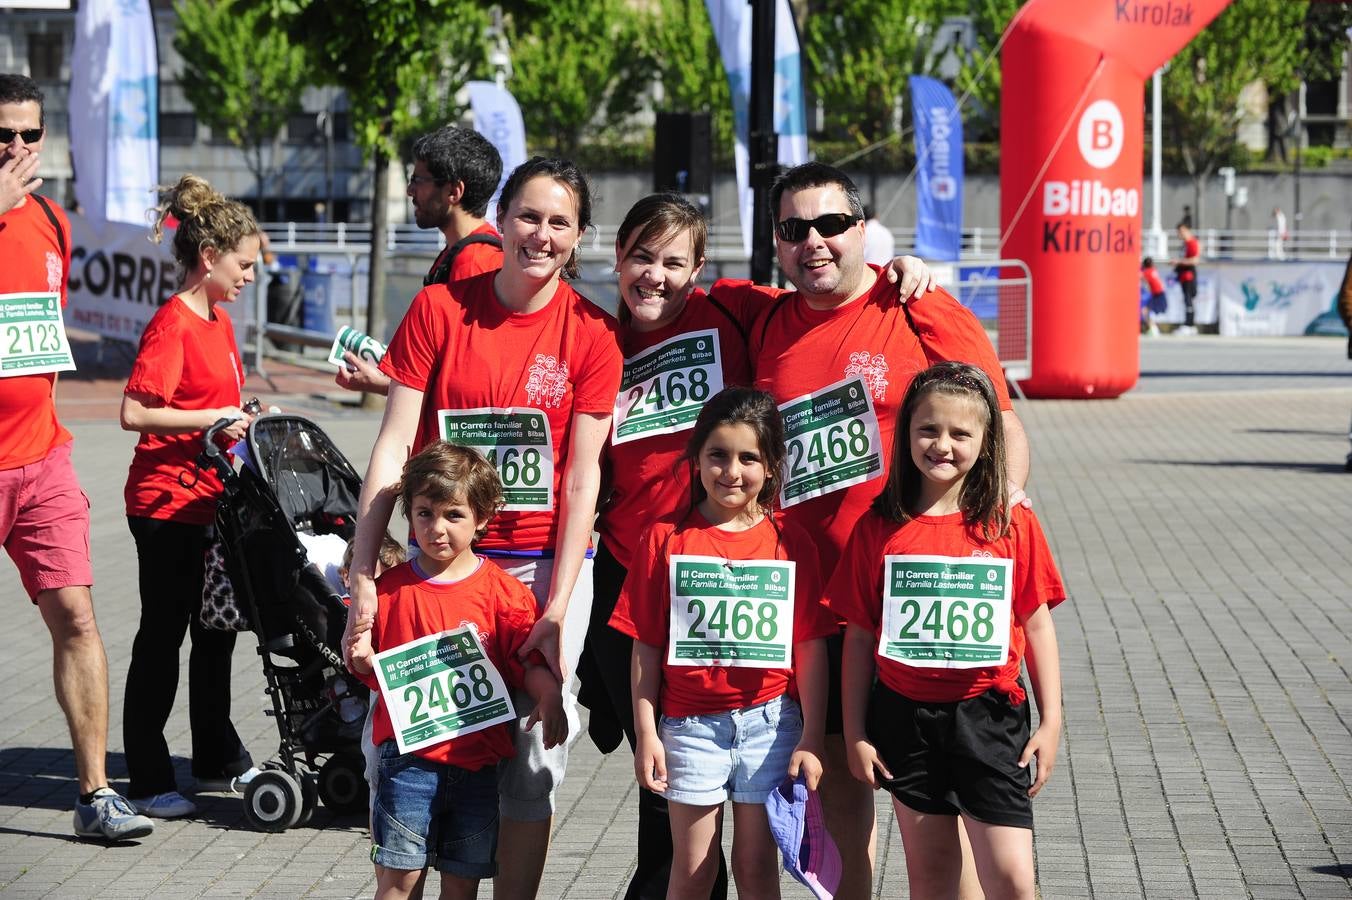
{"left": 124, "top": 516, "right": 253, "bottom": 798}
{"left": 1180, "top": 277, "right": 1197, "bottom": 326}
{"left": 585, "top": 541, "right": 728, "bottom": 900}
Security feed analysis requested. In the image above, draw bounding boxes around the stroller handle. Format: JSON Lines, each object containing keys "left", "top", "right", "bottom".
{"left": 197, "top": 416, "right": 243, "bottom": 480}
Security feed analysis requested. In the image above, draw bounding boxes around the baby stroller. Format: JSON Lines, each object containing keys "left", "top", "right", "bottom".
{"left": 199, "top": 413, "right": 369, "bottom": 831}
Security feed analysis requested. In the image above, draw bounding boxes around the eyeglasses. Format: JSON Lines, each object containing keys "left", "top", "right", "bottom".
{"left": 0, "top": 126, "right": 44, "bottom": 144}
{"left": 407, "top": 173, "right": 444, "bottom": 187}
{"left": 774, "top": 213, "right": 861, "bottom": 243}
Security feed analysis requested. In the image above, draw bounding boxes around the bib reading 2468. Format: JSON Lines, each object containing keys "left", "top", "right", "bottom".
{"left": 777, "top": 375, "right": 883, "bottom": 508}
{"left": 667, "top": 555, "right": 795, "bottom": 668}
{"left": 612, "top": 329, "right": 722, "bottom": 445}
{"left": 439, "top": 407, "right": 553, "bottom": 511}
{"left": 374, "top": 625, "right": 515, "bottom": 755}
{"left": 880, "top": 555, "right": 1012, "bottom": 668}
{"left": 0, "top": 293, "right": 75, "bottom": 378}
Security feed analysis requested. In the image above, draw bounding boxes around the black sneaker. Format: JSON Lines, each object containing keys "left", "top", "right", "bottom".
{"left": 73, "top": 788, "right": 155, "bottom": 841}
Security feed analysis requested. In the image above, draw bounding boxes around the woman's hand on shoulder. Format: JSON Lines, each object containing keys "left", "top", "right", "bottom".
{"left": 882, "top": 255, "right": 938, "bottom": 301}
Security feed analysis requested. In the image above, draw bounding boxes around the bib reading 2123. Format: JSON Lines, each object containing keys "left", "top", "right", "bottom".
{"left": 612, "top": 328, "right": 722, "bottom": 445}
{"left": 880, "top": 555, "right": 1012, "bottom": 668}
{"left": 667, "top": 555, "right": 795, "bottom": 668}
{"left": 373, "top": 626, "right": 516, "bottom": 755}
{"left": 439, "top": 407, "right": 553, "bottom": 511}
{"left": 777, "top": 375, "right": 883, "bottom": 508}
{"left": 0, "top": 293, "right": 75, "bottom": 377}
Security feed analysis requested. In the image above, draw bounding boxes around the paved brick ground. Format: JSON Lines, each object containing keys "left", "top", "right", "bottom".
{"left": 2, "top": 335, "right": 1350, "bottom": 899}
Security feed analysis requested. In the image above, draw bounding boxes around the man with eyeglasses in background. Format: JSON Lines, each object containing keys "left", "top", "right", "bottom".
{"left": 336, "top": 125, "right": 504, "bottom": 395}
{"left": 722, "top": 161, "right": 1030, "bottom": 898}
{"left": 0, "top": 73, "right": 154, "bottom": 842}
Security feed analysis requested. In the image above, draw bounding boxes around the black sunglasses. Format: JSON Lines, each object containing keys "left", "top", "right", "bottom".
{"left": 774, "top": 213, "right": 861, "bottom": 242}
{"left": 0, "top": 126, "right": 44, "bottom": 144}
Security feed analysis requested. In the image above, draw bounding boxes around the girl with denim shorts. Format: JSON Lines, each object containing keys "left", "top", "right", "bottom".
{"left": 827, "top": 363, "right": 1066, "bottom": 899}
{"left": 610, "top": 387, "right": 836, "bottom": 898}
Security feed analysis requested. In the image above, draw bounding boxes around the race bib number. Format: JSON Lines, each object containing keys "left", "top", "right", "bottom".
{"left": 667, "top": 555, "right": 795, "bottom": 668}
{"left": 438, "top": 407, "right": 553, "bottom": 511}
{"left": 879, "top": 555, "right": 1012, "bottom": 669}
{"left": 778, "top": 376, "right": 883, "bottom": 508}
{"left": 0, "top": 292, "right": 75, "bottom": 377}
{"left": 327, "top": 325, "right": 387, "bottom": 369}
{"left": 613, "top": 329, "right": 722, "bottom": 445}
{"left": 373, "top": 626, "right": 516, "bottom": 755}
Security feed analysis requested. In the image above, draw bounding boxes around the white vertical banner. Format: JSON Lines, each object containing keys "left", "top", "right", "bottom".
{"left": 467, "top": 81, "right": 527, "bottom": 216}
{"left": 69, "top": 0, "right": 159, "bottom": 226}
{"left": 705, "top": 0, "right": 808, "bottom": 257}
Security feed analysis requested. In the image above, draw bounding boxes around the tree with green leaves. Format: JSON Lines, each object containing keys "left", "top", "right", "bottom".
{"left": 501, "top": 0, "right": 647, "bottom": 156}
{"left": 239, "top": 0, "right": 491, "bottom": 350}
{"left": 1163, "top": 0, "right": 1308, "bottom": 218}
{"left": 645, "top": 0, "right": 734, "bottom": 156}
{"left": 173, "top": 0, "right": 314, "bottom": 219}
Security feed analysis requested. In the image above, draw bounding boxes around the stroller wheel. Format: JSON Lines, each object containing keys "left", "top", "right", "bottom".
{"left": 295, "top": 771, "right": 319, "bottom": 827}
{"left": 243, "top": 769, "right": 304, "bottom": 832}
{"left": 318, "top": 753, "right": 368, "bottom": 816}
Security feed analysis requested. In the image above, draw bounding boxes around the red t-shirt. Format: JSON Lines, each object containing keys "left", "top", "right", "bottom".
{"left": 826, "top": 506, "right": 1065, "bottom": 704}
{"left": 1142, "top": 266, "right": 1165, "bottom": 295}
{"left": 380, "top": 273, "right": 622, "bottom": 551}
{"left": 1177, "top": 237, "right": 1200, "bottom": 282}
{"left": 599, "top": 286, "right": 775, "bottom": 570}
{"left": 356, "top": 558, "right": 537, "bottom": 769}
{"left": 0, "top": 196, "right": 73, "bottom": 471}
{"left": 428, "top": 222, "right": 504, "bottom": 283}
{"left": 733, "top": 268, "right": 1012, "bottom": 578}
{"left": 610, "top": 511, "right": 837, "bottom": 717}
{"left": 124, "top": 296, "right": 245, "bottom": 524}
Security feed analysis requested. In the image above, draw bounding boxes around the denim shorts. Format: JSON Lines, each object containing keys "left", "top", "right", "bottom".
{"left": 660, "top": 693, "right": 802, "bottom": 806}
{"left": 371, "top": 741, "right": 499, "bottom": 877}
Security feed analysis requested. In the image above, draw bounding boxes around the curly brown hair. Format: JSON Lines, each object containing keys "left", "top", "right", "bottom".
{"left": 151, "top": 174, "right": 260, "bottom": 275}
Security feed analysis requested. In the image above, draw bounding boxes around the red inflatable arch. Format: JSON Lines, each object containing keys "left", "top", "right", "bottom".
{"left": 999, "top": 0, "right": 1231, "bottom": 398}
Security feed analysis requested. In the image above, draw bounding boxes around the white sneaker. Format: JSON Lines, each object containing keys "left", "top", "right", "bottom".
{"left": 195, "top": 766, "right": 262, "bottom": 794}
{"left": 131, "top": 791, "right": 198, "bottom": 819}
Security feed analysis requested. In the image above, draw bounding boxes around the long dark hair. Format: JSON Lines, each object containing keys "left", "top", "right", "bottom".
{"left": 681, "top": 386, "right": 785, "bottom": 516}
{"left": 496, "top": 156, "right": 592, "bottom": 279}
{"left": 871, "top": 362, "right": 1009, "bottom": 539}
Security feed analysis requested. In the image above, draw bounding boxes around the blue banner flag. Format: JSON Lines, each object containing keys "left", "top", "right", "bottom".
{"left": 910, "top": 76, "right": 963, "bottom": 261}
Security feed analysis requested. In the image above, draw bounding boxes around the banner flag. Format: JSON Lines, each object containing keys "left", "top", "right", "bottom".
{"left": 909, "top": 76, "right": 963, "bottom": 261}
{"left": 467, "top": 81, "right": 527, "bottom": 217}
{"left": 69, "top": 0, "right": 159, "bottom": 225}
{"left": 705, "top": 0, "right": 807, "bottom": 256}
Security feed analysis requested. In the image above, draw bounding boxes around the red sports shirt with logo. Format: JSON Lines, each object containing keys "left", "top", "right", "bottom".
{"left": 610, "top": 511, "right": 837, "bottom": 717}
{"left": 123, "top": 296, "right": 245, "bottom": 524}
{"left": 0, "top": 197, "right": 73, "bottom": 470}
{"left": 729, "top": 270, "right": 1012, "bottom": 577}
{"left": 825, "top": 506, "right": 1065, "bottom": 704}
{"left": 380, "top": 272, "right": 622, "bottom": 552}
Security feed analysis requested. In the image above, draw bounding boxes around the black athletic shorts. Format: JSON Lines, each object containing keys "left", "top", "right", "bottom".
{"left": 867, "top": 682, "right": 1034, "bottom": 829}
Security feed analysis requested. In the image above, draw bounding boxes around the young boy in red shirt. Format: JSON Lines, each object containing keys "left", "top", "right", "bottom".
{"left": 348, "top": 441, "right": 566, "bottom": 900}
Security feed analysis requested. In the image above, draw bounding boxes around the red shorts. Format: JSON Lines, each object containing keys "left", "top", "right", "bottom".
{"left": 0, "top": 441, "right": 93, "bottom": 601}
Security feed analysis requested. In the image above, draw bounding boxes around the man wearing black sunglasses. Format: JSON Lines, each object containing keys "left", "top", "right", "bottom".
{"left": 745, "top": 161, "right": 1030, "bottom": 899}
{"left": 1, "top": 73, "right": 154, "bottom": 843}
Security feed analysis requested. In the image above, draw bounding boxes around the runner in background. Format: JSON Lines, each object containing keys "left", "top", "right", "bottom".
{"left": 0, "top": 71, "right": 153, "bottom": 842}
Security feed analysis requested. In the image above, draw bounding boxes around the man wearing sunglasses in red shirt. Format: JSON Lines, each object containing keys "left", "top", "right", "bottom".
{"left": 731, "top": 161, "right": 1031, "bottom": 898}
{"left": 1, "top": 73, "right": 154, "bottom": 843}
